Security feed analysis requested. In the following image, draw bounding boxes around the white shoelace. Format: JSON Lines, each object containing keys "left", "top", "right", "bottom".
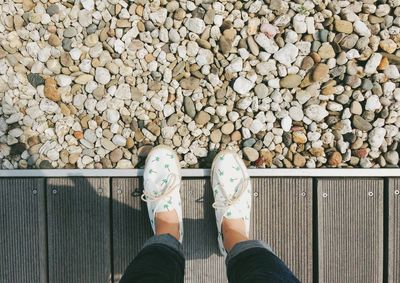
{"left": 212, "top": 177, "right": 250, "bottom": 209}
{"left": 141, "top": 173, "right": 180, "bottom": 203}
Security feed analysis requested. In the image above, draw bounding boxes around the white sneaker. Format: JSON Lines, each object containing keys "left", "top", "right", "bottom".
{"left": 211, "top": 150, "right": 252, "bottom": 256}
{"left": 142, "top": 145, "right": 183, "bottom": 242}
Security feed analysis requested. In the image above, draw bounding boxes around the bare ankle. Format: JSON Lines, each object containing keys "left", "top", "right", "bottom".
{"left": 222, "top": 218, "right": 249, "bottom": 252}
{"left": 155, "top": 210, "right": 180, "bottom": 241}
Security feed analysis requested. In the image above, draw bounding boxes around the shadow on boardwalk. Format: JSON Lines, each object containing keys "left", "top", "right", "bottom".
{"left": 45, "top": 177, "right": 222, "bottom": 283}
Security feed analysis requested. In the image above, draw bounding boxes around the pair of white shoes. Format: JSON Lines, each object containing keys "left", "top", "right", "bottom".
{"left": 141, "top": 146, "right": 252, "bottom": 256}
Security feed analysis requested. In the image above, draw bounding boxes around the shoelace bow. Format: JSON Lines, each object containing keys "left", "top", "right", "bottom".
{"left": 141, "top": 173, "right": 180, "bottom": 203}
{"left": 212, "top": 177, "right": 250, "bottom": 209}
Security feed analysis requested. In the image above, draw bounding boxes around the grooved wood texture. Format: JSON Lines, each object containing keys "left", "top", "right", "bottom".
{"left": 181, "top": 178, "right": 225, "bottom": 283}
{"left": 111, "top": 177, "right": 312, "bottom": 283}
{"left": 317, "top": 178, "right": 384, "bottom": 283}
{"left": 111, "top": 178, "right": 152, "bottom": 282}
{"left": 46, "top": 178, "right": 111, "bottom": 283}
{"left": 0, "top": 178, "right": 47, "bottom": 283}
{"left": 388, "top": 178, "right": 400, "bottom": 283}
{"left": 251, "top": 177, "right": 313, "bottom": 283}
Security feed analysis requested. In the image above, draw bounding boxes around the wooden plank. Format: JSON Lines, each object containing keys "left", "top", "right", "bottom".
{"left": 0, "top": 178, "right": 47, "bottom": 283}
{"left": 111, "top": 178, "right": 152, "bottom": 282}
{"left": 112, "top": 177, "right": 312, "bottom": 282}
{"left": 388, "top": 178, "right": 400, "bottom": 283}
{"left": 181, "top": 178, "right": 225, "bottom": 283}
{"left": 47, "top": 177, "right": 111, "bottom": 283}
{"left": 251, "top": 177, "right": 313, "bottom": 283}
{"left": 317, "top": 178, "right": 384, "bottom": 283}
{"left": 111, "top": 178, "right": 224, "bottom": 283}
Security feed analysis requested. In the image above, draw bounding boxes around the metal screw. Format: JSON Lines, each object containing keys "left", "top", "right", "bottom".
{"left": 98, "top": 188, "right": 103, "bottom": 193}
{"left": 52, "top": 189, "right": 57, "bottom": 194}
{"left": 322, "top": 193, "right": 328, "bottom": 198}
{"left": 394, "top": 190, "right": 399, "bottom": 195}
{"left": 32, "top": 189, "right": 38, "bottom": 195}
{"left": 117, "top": 189, "right": 122, "bottom": 195}
{"left": 368, "top": 192, "right": 374, "bottom": 197}
{"left": 253, "top": 192, "right": 259, "bottom": 197}
{"left": 301, "top": 192, "right": 307, "bottom": 197}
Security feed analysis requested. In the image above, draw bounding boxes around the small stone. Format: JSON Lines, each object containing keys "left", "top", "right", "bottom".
{"left": 46, "top": 4, "right": 59, "bottom": 16}
{"left": 195, "top": 111, "right": 211, "bottom": 126}
{"left": 289, "top": 107, "right": 304, "bottom": 121}
{"left": 27, "top": 73, "right": 45, "bottom": 87}
{"left": 110, "top": 148, "right": 123, "bottom": 163}
{"left": 105, "top": 109, "right": 120, "bottom": 123}
{"left": 81, "top": 0, "right": 94, "bottom": 11}
{"left": 273, "top": 43, "right": 298, "bottom": 66}
{"left": 180, "top": 77, "right": 200, "bottom": 90}
{"left": 365, "top": 95, "right": 381, "bottom": 111}
{"left": 48, "top": 34, "right": 61, "bottom": 47}
{"left": 313, "top": 64, "right": 329, "bottom": 82}
{"left": 196, "top": 49, "right": 213, "bottom": 66}
{"left": 293, "top": 153, "right": 306, "bottom": 167}
{"left": 335, "top": 20, "right": 353, "bottom": 34}
{"left": 84, "top": 34, "right": 98, "bottom": 47}
{"left": 380, "top": 39, "right": 397, "bottom": 54}
{"left": 95, "top": 67, "right": 111, "bottom": 85}
{"left": 210, "top": 129, "right": 222, "bottom": 143}
{"left": 301, "top": 56, "right": 315, "bottom": 70}
{"left": 185, "top": 18, "right": 206, "bottom": 34}
{"left": 280, "top": 74, "right": 302, "bottom": 88}
{"left": 233, "top": 77, "right": 255, "bottom": 95}
{"left": 62, "top": 38, "right": 73, "bottom": 51}
{"left": 243, "top": 147, "right": 259, "bottom": 162}
{"left": 319, "top": 29, "right": 329, "bottom": 42}
{"left": 353, "top": 20, "right": 371, "bottom": 37}
{"left": 55, "top": 75, "right": 72, "bottom": 87}
{"left": 365, "top": 53, "right": 383, "bottom": 74}
{"left": 221, "top": 122, "right": 235, "bottom": 135}
{"left": 116, "top": 160, "right": 134, "bottom": 169}
{"left": 328, "top": 152, "right": 342, "bottom": 166}
{"left": 40, "top": 160, "right": 53, "bottom": 169}
{"left": 44, "top": 77, "right": 60, "bottom": 102}
{"left": 260, "top": 23, "right": 279, "bottom": 38}
{"left": 115, "top": 84, "right": 131, "bottom": 100}
{"left": 64, "top": 27, "right": 77, "bottom": 38}
{"left": 147, "top": 122, "right": 161, "bottom": 136}
{"left": 368, "top": 127, "right": 386, "bottom": 148}
{"left": 305, "top": 105, "right": 329, "bottom": 122}
{"left": 10, "top": 143, "right": 26, "bottom": 155}
{"left": 220, "top": 36, "right": 233, "bottom": 54}
{"left": 281, "top": 116, "right": 292, "bottom": 132}
{"left": 254, "top": 84, "right": 268, "bottom": 99}
{"left": 385, "top": 151, "right": 399, "bottom": 166}
{"left": 184, "top": 96, "right": 196, "bottom": 118}
{"left": 112, "top": 135, "right": 127, "bottom": 147}
{"left": 293, "top": 131, "right": 307, "bottom": 144}
{"left": 350, "top": 101, "right": 362, "bottom": 115}
{"left": 318, "top": 43, "right": 335, "bottom": 59}
{"left": 255, "top": 33, "right": 279, "bottom": 53}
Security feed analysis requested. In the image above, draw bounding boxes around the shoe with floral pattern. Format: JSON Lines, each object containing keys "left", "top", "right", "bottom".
{"left": 142, "top": 145, "right": 183, "bottom": 243}
{"left": 211, "top": 150, "right": 252, "bottom": 256}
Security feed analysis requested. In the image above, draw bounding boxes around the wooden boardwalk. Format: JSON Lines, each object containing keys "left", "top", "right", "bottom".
{"left": 0, "top": 177, "right": 399, "bottom": 283}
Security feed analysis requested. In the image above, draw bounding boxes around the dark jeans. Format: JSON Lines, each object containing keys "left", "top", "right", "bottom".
{"left": 120, "top": 234, "right": 300, "bottom": 283}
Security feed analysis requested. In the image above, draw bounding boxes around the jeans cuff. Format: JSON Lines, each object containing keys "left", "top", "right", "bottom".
{"left": 226, "top": 240, "right": 273, "bottom": 265}
{"left": 143, "top": 234, "right": 184, "bottom": 256}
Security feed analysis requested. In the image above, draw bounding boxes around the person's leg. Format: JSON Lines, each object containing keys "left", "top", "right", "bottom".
{"left": 120, "top": 234, "right": 185, "bottom": 283}
{"left": 210, "top": 151, "right": 299, "bottom": 282}
{"left": 226, "top": 239, "right": 300, "bottom": 283}
{"left": 120, "top": 146, "right": 185, "bottom": 283}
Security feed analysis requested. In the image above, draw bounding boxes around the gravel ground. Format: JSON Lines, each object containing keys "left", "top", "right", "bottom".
{"left": 0, "top": 0, "right": 399, "bottom": 169}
